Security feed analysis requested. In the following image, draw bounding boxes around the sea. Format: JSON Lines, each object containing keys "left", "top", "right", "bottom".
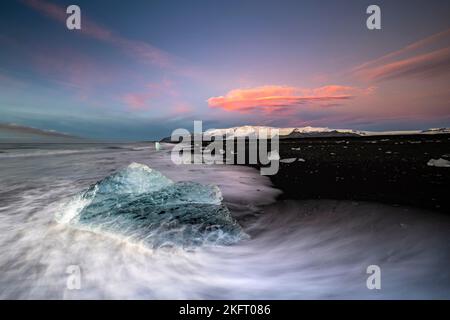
{"left": 0, "top": 143, "right": 449, "bottom": 299}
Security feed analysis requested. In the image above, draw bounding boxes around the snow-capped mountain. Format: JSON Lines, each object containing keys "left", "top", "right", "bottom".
{"left": 203, "top": 125, "right": 450, "bottom": 138}
{"left": 204, "top": 125, "right": 366, "bottom": 138}
{"left": 161, "top": 125, "right": 450, "bottom": 142}
{"left": 204, "top": 126, "right": 296, "bottom": 138}
{"left": 421, "top": 128, "right": 450, "bottom": 134}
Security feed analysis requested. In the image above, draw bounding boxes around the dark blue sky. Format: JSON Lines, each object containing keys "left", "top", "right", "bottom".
{"left": 1, "top": 0, "right": 449, "bottom": 141}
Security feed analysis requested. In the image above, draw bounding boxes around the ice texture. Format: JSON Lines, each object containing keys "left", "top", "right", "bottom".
{"left": 56, "top": 163, "right": 247, "bottom": 249}
{"left": 427, "top": 158, "right": 450, "bottom": 168}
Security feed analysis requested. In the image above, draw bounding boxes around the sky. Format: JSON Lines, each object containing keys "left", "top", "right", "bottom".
{"left": 0, "top": 0, "right": 449, "bottom": 141}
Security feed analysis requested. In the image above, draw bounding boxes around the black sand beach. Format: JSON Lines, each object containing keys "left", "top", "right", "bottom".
{"left": 249, "top": 134, "right": 450, "bottom": 213}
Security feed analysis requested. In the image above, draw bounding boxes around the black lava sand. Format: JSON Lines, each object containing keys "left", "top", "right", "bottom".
{"left": 247, "top": 134, "right": 450, "bottom": 213}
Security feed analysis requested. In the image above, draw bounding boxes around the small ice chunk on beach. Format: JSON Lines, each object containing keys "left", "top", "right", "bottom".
{"left": 280, "top": 158, "right": 297, "bottom": 163}
{"left": 427, "top": 158, "right": 450, "bottom": 168}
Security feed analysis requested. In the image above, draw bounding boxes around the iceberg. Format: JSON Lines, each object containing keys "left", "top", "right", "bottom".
{"left": 56, "top": 163, "right": 248, "bottom": 249}
{"left": 427, "top": 158, "right": 450, "bottom": 168}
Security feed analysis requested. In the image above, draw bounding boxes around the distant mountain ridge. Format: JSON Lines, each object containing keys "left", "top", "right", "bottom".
{"left": 420, "top": 128, "right": 450, "bottom": 134}
{"left": 0, "top": 122, "right": 84, "bottom": 143}
{"left": 160, "top": 125, "right": 450, "bottom": 142}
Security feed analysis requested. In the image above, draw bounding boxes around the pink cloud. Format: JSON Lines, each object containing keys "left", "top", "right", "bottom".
{"left": 353, "top": 28, "right": 450, "bottom": 73}
{"left": 122, "top": 78, "right": 180, "bottom": 110}
{"left": 21, "top": 0, "right": 172, "bottom": 68}
{"left": 123, "top": 93, "right": 154, "bottom": 110}
{"left": 356, "top": 47, "right": 450, "bottom": 82}
{"left": 353, "top": 28, "right": 450, "bottom": 82}
{"left": 208, "top": 85, "right": 373, "bottom": 113}
{"left": 172, "top": 103, "right": 193, "bottom": 115}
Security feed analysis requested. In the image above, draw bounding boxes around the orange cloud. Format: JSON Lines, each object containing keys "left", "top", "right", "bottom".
{"left": 208, "top": 85, "right": 372, "bottom": 113}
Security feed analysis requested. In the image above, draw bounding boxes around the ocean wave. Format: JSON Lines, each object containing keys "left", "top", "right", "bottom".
{"left": 0, "top": 149, "right": 98, "bottom": 158}
{"left": 0, "top": 145, "right": 138, "bottom": 158}
{"left": 56, "top": 163, "right": 248, "bottom": 249}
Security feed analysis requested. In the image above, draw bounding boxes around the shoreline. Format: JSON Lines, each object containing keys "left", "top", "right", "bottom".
{"left": 237, "top": 134, "right": 450, "bottom": 213}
